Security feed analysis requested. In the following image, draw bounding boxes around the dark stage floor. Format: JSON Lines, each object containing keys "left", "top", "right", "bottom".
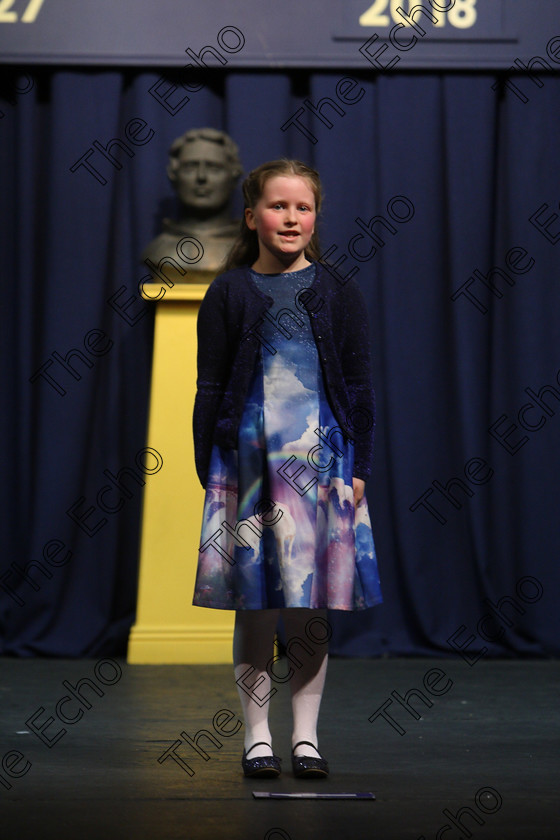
{"left": 1, "top": 657, "right": 558, "bottom": 839}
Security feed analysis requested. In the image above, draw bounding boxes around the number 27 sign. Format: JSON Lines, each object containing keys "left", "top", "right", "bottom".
{"left": 0, "top": 0, "right": 45, "bottom": 22}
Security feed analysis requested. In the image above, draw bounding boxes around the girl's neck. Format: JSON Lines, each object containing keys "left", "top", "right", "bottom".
{"left": 251, "top": 254, "right": 312, "bottom": 274}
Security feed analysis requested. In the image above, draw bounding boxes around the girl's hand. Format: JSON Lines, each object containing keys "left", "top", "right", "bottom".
{"left": 352, "top": 477, "right": 365, "bottom": 507}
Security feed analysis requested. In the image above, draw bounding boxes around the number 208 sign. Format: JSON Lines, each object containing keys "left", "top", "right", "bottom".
{"left": 336, "top": 0, "right": 509, "bottom": 42}
{"left": 359, "top": 0, "right": 478, "bottom": 29}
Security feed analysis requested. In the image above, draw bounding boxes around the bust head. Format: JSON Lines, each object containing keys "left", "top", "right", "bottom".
{"left": 167, "top": 128, "right": 243, "bottom": 217}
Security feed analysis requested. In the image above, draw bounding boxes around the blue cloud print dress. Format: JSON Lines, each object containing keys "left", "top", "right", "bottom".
{"left": 192, "top": 263, "right": 382, "bottom": 611}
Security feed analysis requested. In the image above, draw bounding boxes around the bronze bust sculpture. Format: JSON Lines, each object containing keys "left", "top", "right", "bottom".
{"left": 142, "top": 128, "right": 243, "bottom": 282}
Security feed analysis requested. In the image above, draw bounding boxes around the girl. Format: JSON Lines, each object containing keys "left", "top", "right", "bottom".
{"left": 192, "top": 159, "right": 382, "bottom": 778}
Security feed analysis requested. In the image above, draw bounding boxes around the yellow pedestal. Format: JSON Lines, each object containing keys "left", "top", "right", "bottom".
{"left": 127, "top": 282, "right": 234, "bottom": 663}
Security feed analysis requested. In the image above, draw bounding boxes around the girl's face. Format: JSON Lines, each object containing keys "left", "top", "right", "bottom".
{"left": 245, "top": 175, "right": 317, "bottom": 269}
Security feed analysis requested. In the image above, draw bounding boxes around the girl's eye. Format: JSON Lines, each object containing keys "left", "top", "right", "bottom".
{"left": 270, "top": 203, "right": 313, "bottom": 211}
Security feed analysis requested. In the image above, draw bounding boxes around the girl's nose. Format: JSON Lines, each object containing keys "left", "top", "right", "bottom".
{"left": 284, "top": 206, "right": 297, "bottom": 223}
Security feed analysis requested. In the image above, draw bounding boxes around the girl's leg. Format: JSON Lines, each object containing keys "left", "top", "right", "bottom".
{"left": 282, "top": 608, "right": 329, "bottom": 757}
{"left": 233, "top": 608, "right": 280, "bottom": 757}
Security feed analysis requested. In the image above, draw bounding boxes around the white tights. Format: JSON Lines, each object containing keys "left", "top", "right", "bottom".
{"left": 233, "top": 608, "right": 328, "bottom": 758}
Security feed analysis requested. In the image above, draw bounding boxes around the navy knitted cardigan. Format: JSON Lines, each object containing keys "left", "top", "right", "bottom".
{"left": 192, "top": 261, "right": 376, "bottom": 488}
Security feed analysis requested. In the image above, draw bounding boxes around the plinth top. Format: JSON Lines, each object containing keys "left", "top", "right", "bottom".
{"left": 141, "top": 282, "right": 211, "bottom": 302}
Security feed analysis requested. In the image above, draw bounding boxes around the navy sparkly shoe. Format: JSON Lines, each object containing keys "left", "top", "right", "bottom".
{"left": 242, "top": 742, "right": 282, "bottom": 778}
{"left": 291, "top": 740, "right": 329, "bottom": 778}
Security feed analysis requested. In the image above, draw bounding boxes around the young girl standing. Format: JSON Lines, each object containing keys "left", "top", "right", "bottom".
{"left": 192, "top": 159, "right": 382, "bottom": 778}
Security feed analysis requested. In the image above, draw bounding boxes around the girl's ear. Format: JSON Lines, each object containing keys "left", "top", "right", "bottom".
{"left": 245, "top": 207, "right": 256, "bottom": 230}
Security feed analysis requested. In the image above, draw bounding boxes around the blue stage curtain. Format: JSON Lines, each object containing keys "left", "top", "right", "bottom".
{"left": 1, "top": 67, "right": 559, "bottom": 656}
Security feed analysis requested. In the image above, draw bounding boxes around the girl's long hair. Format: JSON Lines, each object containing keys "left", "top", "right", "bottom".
{"left": 222, "top": 159, "right": 323, "bottom": 271}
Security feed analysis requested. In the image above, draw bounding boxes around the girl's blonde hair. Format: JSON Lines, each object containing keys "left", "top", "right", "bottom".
{"left": 222, "top": 159, "right": 323, "bottom": 271}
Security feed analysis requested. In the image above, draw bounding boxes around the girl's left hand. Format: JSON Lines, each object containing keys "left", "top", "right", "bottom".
{"left": 352, "top": 477, "right": 365, "bottom": 507}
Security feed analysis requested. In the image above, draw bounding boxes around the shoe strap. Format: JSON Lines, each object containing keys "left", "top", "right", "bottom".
{"left": 245, "top": 741, "right": 272, "bottom": 757}
{"left": 292, "top": 740, "right": 322, "bottom": 756}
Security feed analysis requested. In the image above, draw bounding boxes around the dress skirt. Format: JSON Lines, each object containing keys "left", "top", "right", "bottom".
{"left": 192, "top": 266, "right": 382, "bottom": 611}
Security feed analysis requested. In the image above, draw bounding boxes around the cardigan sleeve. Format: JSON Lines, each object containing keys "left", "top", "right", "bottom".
{"left": 339, "top": 279, "right": 376, "bottom": 481}
{"left": 192, "top": 277, "right": 231, "bottom": 488}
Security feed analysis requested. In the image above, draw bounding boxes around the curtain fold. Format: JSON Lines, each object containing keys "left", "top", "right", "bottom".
{"left": 2, "top": 67, "right": 559, "bottom": 656}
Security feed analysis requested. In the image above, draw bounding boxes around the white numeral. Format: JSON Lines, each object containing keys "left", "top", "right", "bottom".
{"left": 448, "top": 0, "right": 477, "bottom": 29}
{"left": 359, "top": 0, "right": 390, "bottom": 27}
{"left": 0, "top": 0, "right": 45, "bottom": 22}
{"left": 360, "top": 0, "right": 477, "bottom": 30}
{"left": 0, "top": 0, "right": 17, "bottom": 22}
{"left": 21, "top": 0, "right": 45, "bottom": 23}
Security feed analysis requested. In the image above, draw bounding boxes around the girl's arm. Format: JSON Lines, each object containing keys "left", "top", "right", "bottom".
{"left": 192, "top": 279, "right": 231, "bottom": 487}
{"left": 340, "top": 280, "right": 376, "bottom": 483}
